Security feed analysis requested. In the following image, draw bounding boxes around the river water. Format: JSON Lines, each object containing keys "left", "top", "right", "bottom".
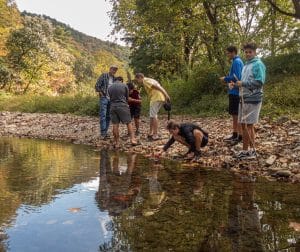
{"left": 0, "top": 137, "right": 299, "bottom": 251}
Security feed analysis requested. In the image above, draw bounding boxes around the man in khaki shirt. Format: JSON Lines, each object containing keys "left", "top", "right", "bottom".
{"left": 135, "top": 73, "right": 170, "bottom": 140}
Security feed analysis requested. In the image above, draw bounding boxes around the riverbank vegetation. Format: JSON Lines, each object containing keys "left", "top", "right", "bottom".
{"left": 0, "top": 0, "right": 299, "bottom": 118}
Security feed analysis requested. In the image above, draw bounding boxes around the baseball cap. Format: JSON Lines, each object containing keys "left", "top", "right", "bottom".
{"left": 110, "top": 64, "right": 118, "bottom": 69}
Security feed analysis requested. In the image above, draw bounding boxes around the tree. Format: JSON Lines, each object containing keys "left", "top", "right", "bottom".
{"left": 266, "top": 0, "right": 300, "bottom": 19}
{"left": 6, "top": 16, "right": 53, "bottom": 93}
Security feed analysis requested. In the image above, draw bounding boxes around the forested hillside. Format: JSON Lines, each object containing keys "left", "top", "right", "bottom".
{"left": 108, "top": 0, "right": 300, "bottom": 117}
{"left": 0, "top": 0, "right": 129, "bottom": 95}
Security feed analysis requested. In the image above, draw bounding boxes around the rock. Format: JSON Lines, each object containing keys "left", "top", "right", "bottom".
{"left": 278, "top": 157, "right": 289, "bottom": 163}
{"left": 276, "top": 116, "right": 289, "bottom": 124}
{"left": 265, "top": 155, "right": 277, "bottom": 166}
{"left": 293, "top": 146, "right": 300, "bottom": 152}
{"left": 289, "top": 162, "right": 299, "bottom": 169}
{"left": 289, "top": 131, "right": 300, "bottom": 136}
{"left": 276, "top": 170, "right": 292, "bottom": 177}
{"left": 293, "top": 174, "right": 300, "bottom": 182}
{"left": 268, "top": 167, "right": 282, "bottom": 173}
{"left": 224, "top": 155, "right": 234, "bottom": 163}
{"left": 291, "top": 120, "right": 299, "bottom": 125}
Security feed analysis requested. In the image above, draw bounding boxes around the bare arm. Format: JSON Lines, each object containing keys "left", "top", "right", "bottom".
{"left": 152, "top": 85, "right": 170, "bottom": 101}
{"left": 128, "top": 97, "right": 142, "bottom": 104}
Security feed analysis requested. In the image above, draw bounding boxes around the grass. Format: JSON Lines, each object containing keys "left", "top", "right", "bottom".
{"left": 0, "top": 93, "right": 99, "bottom": 116}
{"left": 0, "top": 75, "right": 299, "bottom": 119}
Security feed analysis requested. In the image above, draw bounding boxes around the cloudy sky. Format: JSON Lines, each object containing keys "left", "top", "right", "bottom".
{"left": 15, "top": 0, "right": 121, "bottom": 43}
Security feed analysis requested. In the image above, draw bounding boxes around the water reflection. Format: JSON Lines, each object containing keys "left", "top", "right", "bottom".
{"left": 0, "top": 137, "right": 299, "bottom": 251}
{"left": 227, "top": 180, "right": 263, "bottom": 252}
{"left": 97, "top": 150, "right": 141, "bottom": 217}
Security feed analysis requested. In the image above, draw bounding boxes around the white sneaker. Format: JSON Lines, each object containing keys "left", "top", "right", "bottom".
{"left": 235, "top": 150, "right": 256, "bottom": 160}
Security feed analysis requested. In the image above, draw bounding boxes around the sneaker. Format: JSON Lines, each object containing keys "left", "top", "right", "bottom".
{"left": 235, "top": 150, "right": 256, "bottom": 160}
{"left": 249, "top": 149, "right": 258, "bottom": 157}
{"left": 230, "top": 136, "right": 242, "bottom": 146}
{"left": 101, "top": 134, "right": 110, "bottom": 140}
{"left": 224, "top": 135, "right": 237, "bottom": 142}
{"left": 192, "top": 150, "right": 201, "bottom": 162}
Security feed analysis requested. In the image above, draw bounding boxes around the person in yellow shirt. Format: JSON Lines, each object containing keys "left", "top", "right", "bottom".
{"left": 135, "top": 73, "right": 170, "bottom": 140}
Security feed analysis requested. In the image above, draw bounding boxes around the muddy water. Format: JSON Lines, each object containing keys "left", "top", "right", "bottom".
{"left": 0, "top": 137, "right": 299, "bottom": 251}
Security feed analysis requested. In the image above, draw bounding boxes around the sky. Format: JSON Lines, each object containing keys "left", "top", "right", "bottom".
{"left": 15, "top": 0, "right": 121, "bottom": 44}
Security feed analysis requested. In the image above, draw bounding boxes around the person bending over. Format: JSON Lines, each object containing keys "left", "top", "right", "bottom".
{"left": 158, "top": 121, "right": 209, "bottom": 161}
{"left": 134, "top": 73, "right": 170, "bottom": 141}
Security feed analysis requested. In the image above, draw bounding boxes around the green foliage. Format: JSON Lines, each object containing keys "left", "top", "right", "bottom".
{"left": 264, "top": 53, "right": 300, "bottom": 78}
{"left": 6, "top": 16, "right": 53, "bottom": 93}
{"left": 163, "top": 64, "right": 225, "bottom": 112}
{"left": 262, "top": 75, "right": 300, "bottom": 118}
{"left": 110, "top": 0, "right": 300, "bottom": 79}
{"left": 1, "top": 52, "right": 299, "bottom": 119}
{"left": 0, "top": 93, "right": 98, "bottom": 116}
{"left": 0, "top": 59, "right": 13, "bottom": 89}
{"left": 0, "top": 0, "right": 22, "bottom": 56}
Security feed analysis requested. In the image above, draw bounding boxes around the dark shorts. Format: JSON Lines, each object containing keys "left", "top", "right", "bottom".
{"left": 110, "top": 104, "right": 131, "bottom": 124}
{"left": 201, "top": 134, "right": 209, "bottom": 147}
{"left": 228, "top": 94, "right": 240, "bottom": 115}
{"left": 130, "top": 106, "right": 141, "bottom": 119}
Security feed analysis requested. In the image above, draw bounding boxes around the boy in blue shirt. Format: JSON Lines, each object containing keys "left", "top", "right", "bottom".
{"left": 220, "top": 45, "right": 244, "bottom": 145}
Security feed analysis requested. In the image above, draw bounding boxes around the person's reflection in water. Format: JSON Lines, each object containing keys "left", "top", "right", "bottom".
{"left": 227, "top": 177, "right": 264, "bottom": 252}
{"left": 142, "top": 164, "right": 166, "bottom": 216}
{"left": 96, "top": 149, "right": 141, "bottom": 216}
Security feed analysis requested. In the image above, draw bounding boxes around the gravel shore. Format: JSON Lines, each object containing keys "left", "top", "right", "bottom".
{"left": 1, "top": 111, "right": 299, "bottom": 182}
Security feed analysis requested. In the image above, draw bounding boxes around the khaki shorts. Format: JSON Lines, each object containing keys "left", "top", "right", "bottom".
{"left": 238, "top": 102, "right": 262, "bottom": 124}
{"left": 149, "top": 101, "right": 164, "bottom": 118}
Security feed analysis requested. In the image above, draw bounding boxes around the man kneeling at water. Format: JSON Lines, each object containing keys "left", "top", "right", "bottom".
{"left": 158, "top": 121, "right": 208, "bottom": 161}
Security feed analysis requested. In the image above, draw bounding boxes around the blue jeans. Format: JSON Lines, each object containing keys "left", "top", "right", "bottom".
{"left": 99, "top": 97, "right": 111, "bottom": 136}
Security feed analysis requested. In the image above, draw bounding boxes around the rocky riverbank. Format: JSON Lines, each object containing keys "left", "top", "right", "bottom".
{"left": 0, "top": 111, "right": 299, "bottom": 182}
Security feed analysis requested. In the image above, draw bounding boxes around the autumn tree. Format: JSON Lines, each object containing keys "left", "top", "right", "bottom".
{"left": 6, "top": 16, "right": 54, "bottom": 93}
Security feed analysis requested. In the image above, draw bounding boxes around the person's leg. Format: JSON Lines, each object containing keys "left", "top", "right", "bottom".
{"left": 237, "top": 121, "right": 242, "bottom": 140}
{"left": 105, "top": 100, "right": 111, "bottom": 135}
{"left": 247, "top": 124, "right": 255, "bottom": 149}
{"left": 242, "top": 102, "right": 261, "bottom": 151}
{"left": 241, "top": 123, "right": 250, "bottom": 151}
{"left": 173, "top": 135, "right": 190, "bottom": 148}
{"left": 118, "top": 105, "right": 137, "bottom": 145}
{"left": 126, "top": 122, "right": 137, "bottom": 144}
{"left": 134, "top": 117, "right": 140, "bottom": 132}
{"left": 112, "top": 123, "right": 120, "bottom": 147}
{"left": 99, "top": 97, "right": 108, "bottom": 136}
{"left": 149, "top": 117, "right": 154, "bottom": 136}
{"left": 173, "top": 135, "right": 194, "bottom": 158}
{"left": 193, "top": 129, "right": 204, "bottom": 152}
{"left": 152, "top": 117, "right": 159, "bottom": 137}
{"left": 232, "top": 115, "right": 238, "bottom": 135}
{"left": 151, "top": 101, "right": 163, "bottom": 139}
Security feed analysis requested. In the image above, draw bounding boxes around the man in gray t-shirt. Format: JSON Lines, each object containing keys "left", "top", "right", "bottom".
{"left": 108, "top": 77, "right": 137, "bottom": 148}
